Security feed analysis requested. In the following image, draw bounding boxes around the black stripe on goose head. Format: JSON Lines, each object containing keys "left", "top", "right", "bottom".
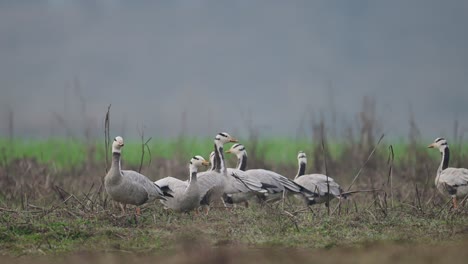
{"left": 232, "top": 143, "right": 241, "bottom": 149}
{"left": 435, "top": 137, "right": 448, "bottom": 146}
{"left": 218, "top": 132, "right": 228, "bottom": 138}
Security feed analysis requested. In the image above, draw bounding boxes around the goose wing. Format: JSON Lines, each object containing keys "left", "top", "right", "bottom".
{"left": 246, "top": 169, "right": 316, "bottom": 198}
{"left": 122, "top": 170, "right": 166, "bottom": 200}
{"left": 227, "top": 168, "right": 267, "bottom": 194}
{"left": 243, "top": 169, "right": 285, "bottom": 194}
{"left": 155, "top": 177, "right": 188, "bottom": 198}
{"left": 196, "top": 170, "right": 225, "bottom": 205}
{"left": 439, "top": 168, "right": 468, "bottom": 187}
{"left": 295, "top": 174, "right": 342, "bottom": 197}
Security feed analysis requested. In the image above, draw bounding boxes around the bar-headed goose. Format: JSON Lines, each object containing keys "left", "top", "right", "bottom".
{"left": 225, "top": 144, "right": 317, "bottom": 205}
{"left": 428, "top": 137, "right": 468, "bottom": 208}
{"left": 155, "top": 155, "right": 210, "bottom": 213}
{"left": 197, "top": 133, "right": 265, "bottom": 209}
{"left": 104, "top": 136, "right": 166, "bottom": 215}
{"left": 293, "top": 151, "right": 345, "bottom": 206}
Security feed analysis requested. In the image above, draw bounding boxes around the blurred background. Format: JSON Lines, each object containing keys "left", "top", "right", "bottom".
{"left": 1, "top": 0, "right": 467, "bottom": 140}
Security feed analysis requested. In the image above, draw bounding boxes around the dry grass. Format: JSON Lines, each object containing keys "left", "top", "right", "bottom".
{"left": 1, "top": 101, "right": 468, "bottom": 261}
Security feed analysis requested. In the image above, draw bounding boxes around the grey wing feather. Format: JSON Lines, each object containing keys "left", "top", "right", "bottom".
{"left": 439, "top": 168, "right": 468, "bottom": 187}
{"left": 295, "top": 174, "right": 342, "bottom": 197}
{"left": 196, "top": 170, "right": 225, "bottom": 205}
{"left": 155, "top": 177, "right": 188, "bottom": 196}
{"left": 245, "top": 169, "right": 317, "bottom": 197}
{"left": 122, "top": 170, "right": 165, "bottom": 199}
{"left": 227, "top": 168, "right": 266, "bottom": 193}
{"left": 244, "top": 169, "right": 285, "bottom": 194}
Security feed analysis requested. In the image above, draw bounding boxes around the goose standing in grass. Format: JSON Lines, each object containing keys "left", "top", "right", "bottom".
{"left": 428, "top": 137, "right": 468, "bottom": 208}
{"left": 197, "top": 133, "right": 265, "bottom": 210}
{"left": 225, "top": 144, "right": 317, "bottom": 205}
{"left": 293, "top": 151, "right": 345, "bottom": 206}
{"left": 104, "top": 136, "right": 166, "bottom": 215}
{"left": 155, "top": 156, "right": 210, "bottom": 213}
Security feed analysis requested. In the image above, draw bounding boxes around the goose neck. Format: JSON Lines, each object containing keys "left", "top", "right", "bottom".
{"left": 213, "top": 142, "right": 227, "bottom": 174}
{"left": 188, "top": 164, "right": 198, "bottom": 183}
{"left": 438, "top": 146, "right": 450, "bottom": 175}
{"left": 236, "top": 153, "right": 248, "bottom": 171}
{"left": 111, "top": 152, "right": 122, "bottom": 173}
{"left": 295, "top": 161, "right": 306, "bottom": 180}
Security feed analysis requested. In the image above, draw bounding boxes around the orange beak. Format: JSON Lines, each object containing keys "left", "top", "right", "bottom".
{"left": 229, "top": 137, "right": 238, "bottom": 143}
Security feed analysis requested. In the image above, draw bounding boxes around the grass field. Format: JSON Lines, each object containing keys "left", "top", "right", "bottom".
{"left": 1, "top": 137, "right": 465, "bottom": 169}
{"left": 1, "top": 136, "right": 468, "bottom": 263}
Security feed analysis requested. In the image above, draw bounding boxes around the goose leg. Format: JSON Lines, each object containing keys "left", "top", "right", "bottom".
{"left": 452, "top": 196, "right": 458, "bottom": 209}
{"left": 203, "top": 206, "right": 210, "bottom": 215}
{"left": 135, "top": 207, "right": 141, "bottom": 216}
{"left": 120, "top": 203, "right": 127, "bottom": 216}
{"left": 244, "top": 201, "right": 249, "bottom": 208}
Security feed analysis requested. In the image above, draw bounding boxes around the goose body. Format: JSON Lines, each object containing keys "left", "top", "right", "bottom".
{"left": 293, "top": 151, "right": 344, "bottom": 205}
{"left": 225, "top": 144, "right": 316, "bottom": 205}
{"left": 206, "top": 151, "right": 255, "bottom": 206}
{"left": 155, "top": 156, "right": 209, "bottom": 212}
{"left": 428, "top": 137, "right": 468, "bottom": 208}
{"left": 195, "top": 132, "right": 257, "bottom": 207}
{"left": 104, "top": 136, "right": 165, "bottom": 213}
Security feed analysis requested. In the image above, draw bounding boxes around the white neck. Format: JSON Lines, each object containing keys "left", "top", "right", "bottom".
{"left": 111, "top": 151, "right": 122, "bottom": 175}
{"left": 295, "top": 160, "right": 306, "bottom": 180}
{"left": 112, "top": 145, "right": 121, "bottom": 154}
{"left": 214, "top": 140, "right": 227, "bottom": 174}
{"left": 236, "top": 152, "right": 248, "bottom": 171}
{"left": 188, "top": 164, "right": 198, "bottom": 183}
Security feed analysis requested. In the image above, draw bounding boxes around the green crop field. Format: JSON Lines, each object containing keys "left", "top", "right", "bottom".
{"left": 1, "top": 137, "right": 464, "bottom": 169}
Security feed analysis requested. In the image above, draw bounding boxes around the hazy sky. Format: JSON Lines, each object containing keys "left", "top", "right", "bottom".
{"left": 1, "top": 1, "right": 467, "bottom": 140}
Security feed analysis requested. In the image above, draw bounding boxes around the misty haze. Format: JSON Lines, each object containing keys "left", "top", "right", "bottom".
{"left": 1, "top": 1, "right": 467, "bottom": 140}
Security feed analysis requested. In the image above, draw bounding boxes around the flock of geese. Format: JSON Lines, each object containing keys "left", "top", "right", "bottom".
{"left": 104, "top": 133, "right": 468, "bottom": 215}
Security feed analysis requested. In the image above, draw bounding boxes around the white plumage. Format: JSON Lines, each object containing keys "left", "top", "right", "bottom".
{"left": 195, "top": 132, "right": 264, "bottom": 209}
{"left": 155, "top": 155, "right": 210, "bottom": 213}
{"left": 293, "top": 151, "right": 344, "bottom": 206}
{"left": 224, "top": 144, "right": 316, "bottom": 205}
{"left": 428, "top": 137, "right": 468, "bottom": 208}
{"left": 104, "top": 136, "right": 166, "bottom": 215}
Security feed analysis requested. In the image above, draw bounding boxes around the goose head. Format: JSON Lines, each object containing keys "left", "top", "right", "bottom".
{"left": 226, "top": 143, "right": 247, "bottom": 157}
{"left": 428, "top": 137, "right": 448, "bottom": 152}
{"left": 190, "top": 155, "right": 210, "bottom": 167}
{"left": 215, "top": 132, "right": 238, "bottom": 145}
{"left": 112, "top": 136, "right": 125, "bottom": 153}
{"left": 297, "top": 151, "right": 307, "bottom": 165}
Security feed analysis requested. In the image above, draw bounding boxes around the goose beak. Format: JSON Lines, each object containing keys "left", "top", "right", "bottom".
{"left": 428, "top": 143, "right": 435, "bottom": 148}
{"left": 229, "top": 137, "right": 238, "bottom": 143}
{"left": 202, "top": 161, "right": 210, "bottom": 166}
{"left": 225, "top": 150, "right": 232, "bottom": 153}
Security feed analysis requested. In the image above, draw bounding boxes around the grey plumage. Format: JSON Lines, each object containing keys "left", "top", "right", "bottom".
{"left": 293, "top": 151, "right": 344, "bottom": 205}
{"left": 104, "top": 136, "right": 165, "bottom": 213}
{"left": 195, "top": 132, "right": 245, "bottom": 207}
{"left": 155, "top": 155, "right": 209, "bottom": 212}
{"left": 224, "top": 144, "right": 316, "bottom": 204}
{"left": 428, "top": 137, "right": 468, "bottom": 208}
